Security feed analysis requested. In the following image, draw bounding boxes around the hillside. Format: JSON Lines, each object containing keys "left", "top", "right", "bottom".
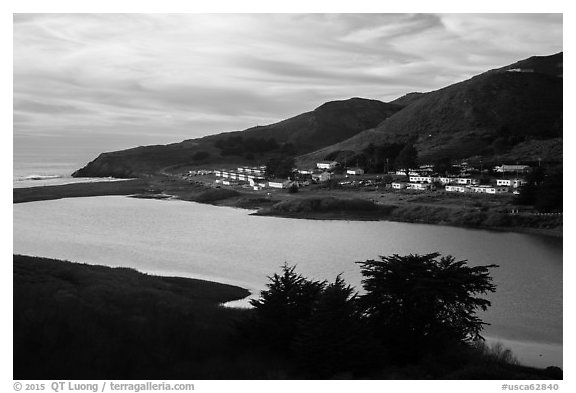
{"left": 13, "top": 254, "right": 250, "bottom": 379}
{"left": 300, "top": 53, "right": 563, "bottom": 166}
{"left": 389, "top": 92, "right": 428, "bottom": 107}
{"left": 72, "top": 98, "right": 401, "bottom": 178}
{"left": 73, "top": 53, "right": 562, "bottom": 178}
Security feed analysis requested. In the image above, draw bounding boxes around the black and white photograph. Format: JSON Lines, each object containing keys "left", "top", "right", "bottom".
{"left": 10, "top": 5, "right": 566, "bottom": 387}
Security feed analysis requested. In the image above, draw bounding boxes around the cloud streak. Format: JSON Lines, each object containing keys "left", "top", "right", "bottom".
{"left": 13, "top": 13, "right": 563, "bottom": 147}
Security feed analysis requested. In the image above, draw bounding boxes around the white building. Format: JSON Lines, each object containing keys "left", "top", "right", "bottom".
{"left": 298, "top": 169, "right": 314, "bottom": 175}
{"left": 407, "top": 182, "right": 432, "bottom": 191}
{"left": 312, "top": 171, "right": 331, "bottom": 183}
{"left": 470, "top": 185, "right": 497, "bottom": 194}
{"left": 497, "top": 178, "right": 527, "bottom": 188}
{"left": 392, "top": 182, "right": 406, "bottom": 189}
{"left": 268, "top": 179, "right": 291, "bottom": 189}
{"left": 435, "top": 177, "right": 453, "bottom": 185}
{"left": 396, "top": 169, "right": 407, "bottom": 176}
{"left": 409, "top": 175, "right": 433, "bottom": 183}
{"left": 494, "top": 164, "right": 531, "bottom": 173}
{"left": 316, "top": 161, "right": 339, "bottom": 170}
{"left": 346, "top": 167, "right": 365, "bottom": 175}
{"left": 445, "top": 185, "right": 468, "bottom": 193}
{"left": 418, "top": 165, "right": 434, "bottom": 173}
{"left": 248, "top": 178, "right": 267, "bottom": 187}
{"left": 455, "top": 177, "right": 480, "bottom": 185}
{"left": 236, "top": 166, "right": 266, "bottom": 175}
{"left": 216, "top": 167, "right": 266, "bottom": 179}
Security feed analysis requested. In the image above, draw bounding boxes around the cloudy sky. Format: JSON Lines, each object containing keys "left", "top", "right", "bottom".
{"left": 14, "top": 13, "right": 563, "bottom": 151}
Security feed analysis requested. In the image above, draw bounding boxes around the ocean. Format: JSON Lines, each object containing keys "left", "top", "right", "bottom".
{"left": 13, "top": 132, "right": 182, "bottom": 188}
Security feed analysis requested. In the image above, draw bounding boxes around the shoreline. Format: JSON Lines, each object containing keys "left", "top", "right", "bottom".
{"left": 13, "top": 176, "right": 562, "bottom": 238}
{"left": 13, "top": 253, "right": 251, "bottom": 302}
{"left": 14, "top": 253, "right": 561, "bottom": 371}
{"left": 251, "top": 209, "right": 563, "bottom": 238}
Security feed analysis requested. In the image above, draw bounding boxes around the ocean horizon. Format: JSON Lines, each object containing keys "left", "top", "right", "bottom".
{"left": 13, "top": 132, "right": 187, "bottom": 187}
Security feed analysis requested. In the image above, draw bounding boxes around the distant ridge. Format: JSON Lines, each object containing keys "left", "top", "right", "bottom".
{"left": 74, "top": 52, "right": 563, "bottom": 178}
{"left": 498, "top": 52, "right": 563, "bottom": 77}
{"left": 389, "top": 92, "right": 428, "bottom": 107}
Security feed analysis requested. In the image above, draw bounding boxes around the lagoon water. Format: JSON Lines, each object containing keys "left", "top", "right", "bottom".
{"left": 13, "top": 196, "right": 562, "bottom": 368}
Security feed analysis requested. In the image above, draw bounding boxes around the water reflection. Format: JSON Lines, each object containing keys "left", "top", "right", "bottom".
{"left": 13, "top": 196, "right": 562, "bottom": 367}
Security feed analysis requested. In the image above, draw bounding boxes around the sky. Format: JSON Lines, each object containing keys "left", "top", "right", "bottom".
{"left": 13, "top": 13, "right": 563, "bottom": 151}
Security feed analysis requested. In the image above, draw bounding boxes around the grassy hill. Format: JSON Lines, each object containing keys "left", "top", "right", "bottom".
{"left": 72, "top": 98, "right": 401, "bottom": 178}
{"left": 300, "top": 53, "right": 562, "bottom": 166}
{"left": 389, "top": 92, "right": 428, "bottom": 107}
{"left": 13, "top": 254, "right": 251, "bottom": 379}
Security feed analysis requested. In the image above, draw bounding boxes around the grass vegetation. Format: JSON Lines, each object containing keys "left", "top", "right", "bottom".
{"left": 270, "top": 196, "right": 378, "bottom": 213}
{"left": 193, "top": 188, "right": 241, "bottom": 203}
{"left": 14, "top": 255, "right": 251, "bottom": 379}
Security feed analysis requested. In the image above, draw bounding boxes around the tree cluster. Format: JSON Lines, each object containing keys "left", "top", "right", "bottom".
{"left": 240, "top": 265, "right": 375, "bottom": 377}
{"left": 265, "top": 155, "right": 296, "bottom": 179}
{"left": 515, "top": 167, "right": 563, "bottom": 212}
{"left": 240, "top": 253, "right": 497, "bottom": 377}
{"left": 324, "top": 142, "right": 417, "bottom": 173}
{"left": 214, "top": 135, "right": 280, "bottom": 158}
{"left": 433, "top": 157, "right": 461, "bottom": 176}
